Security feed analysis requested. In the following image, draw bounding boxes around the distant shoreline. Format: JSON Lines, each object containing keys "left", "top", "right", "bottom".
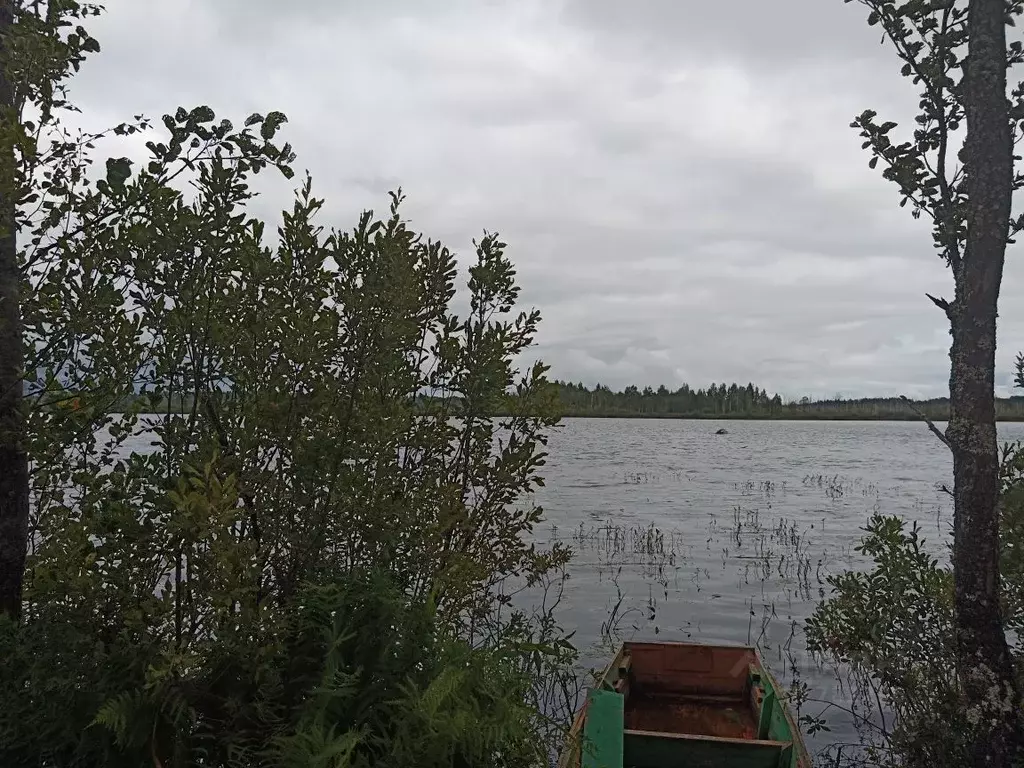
{"left": 550, "top": 382, "right": 1024, "bottom": 423}
{"left": 551, "top": 412, "right": 1024, "bottom": 423}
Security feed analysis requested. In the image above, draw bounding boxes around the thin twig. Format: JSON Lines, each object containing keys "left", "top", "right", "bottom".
{"left": 900, "top": 395, "right": 951, "bottom": 450}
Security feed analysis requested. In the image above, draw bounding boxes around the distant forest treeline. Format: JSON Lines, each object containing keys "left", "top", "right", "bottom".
{"left": 105, "top": 383, "right": 1024, "bottom": 421}
{"left": 553, "top": 380, "right": 1024, "bottom": 421}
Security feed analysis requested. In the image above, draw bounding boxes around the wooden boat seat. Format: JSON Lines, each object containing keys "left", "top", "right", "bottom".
{"left": 623, "top": 729, "right": 794, "bottom": 768}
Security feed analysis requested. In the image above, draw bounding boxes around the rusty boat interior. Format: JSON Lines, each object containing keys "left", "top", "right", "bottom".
{"left": 558, "top": 641, "right": 810, "bottom": 768}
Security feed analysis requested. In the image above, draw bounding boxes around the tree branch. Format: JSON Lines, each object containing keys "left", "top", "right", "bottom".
{"left": 900, "top": 395, "right": 950, "bottom": 450}
{"left": 925, "top": 292, "right": 953, "bottom": 317}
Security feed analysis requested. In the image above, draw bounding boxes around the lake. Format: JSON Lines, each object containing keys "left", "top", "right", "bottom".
{"left": 530, "top": 418, "right": 1024, "bottom": 759}
{"left": 109, "top": 415, "right": 1024, "bottom": 759}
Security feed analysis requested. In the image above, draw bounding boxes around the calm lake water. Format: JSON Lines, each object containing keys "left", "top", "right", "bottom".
{"left": 531, "top": 418, "right": 1024, "bottom": 758}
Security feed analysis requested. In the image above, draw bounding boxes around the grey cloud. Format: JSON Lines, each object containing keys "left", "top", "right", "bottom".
{"left": 69, "top": 0, "right": 1024, "bottom": 398}
{"left": 560, "top": 0, "right": 895, "bottom": 71}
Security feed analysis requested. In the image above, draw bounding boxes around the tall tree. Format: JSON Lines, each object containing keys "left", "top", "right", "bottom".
{"left": 0, "top": 0, "right": 27, "bottom": 622}
{"left": 954, "top": 2, "right": 1020, "bottom": 764}
{"left": 848, "top": 0, "right": 1024, "bottom": 763}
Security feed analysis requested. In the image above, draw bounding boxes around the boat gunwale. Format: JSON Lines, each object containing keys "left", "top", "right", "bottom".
{"left": 556, "top": 641, "right": 811, "bottom": 768}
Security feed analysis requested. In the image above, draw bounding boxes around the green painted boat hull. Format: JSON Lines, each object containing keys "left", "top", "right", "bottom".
{"left": 558, "top": 641, "right": 811, "bottom": 768}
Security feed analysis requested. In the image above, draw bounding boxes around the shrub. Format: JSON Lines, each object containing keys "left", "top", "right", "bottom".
{"left": 806, "top": 442, "right": 1024, "bottom": 768}
{"left": 2, "top": 5, "right": 577, "bottom": 765}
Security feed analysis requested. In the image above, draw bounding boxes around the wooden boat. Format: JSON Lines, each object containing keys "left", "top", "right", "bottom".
{"left": 558, "top": 641, "right": 811, "bottom": 768}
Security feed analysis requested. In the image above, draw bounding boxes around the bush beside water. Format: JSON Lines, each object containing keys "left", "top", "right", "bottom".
{"left": 3, "top": 24, "right": 577, "bottom": 759}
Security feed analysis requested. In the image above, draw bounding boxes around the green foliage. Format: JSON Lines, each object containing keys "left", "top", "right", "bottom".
{"left": 19, "top": 50, "right": 564, "bottom": 628}
{"left": 1, "top": 570, "right": 557, "bottom": 767}
{"left": 1, "top": 4, "right": 577, "bottom": 766}
{"left": 806, "top": 515, "right": 960, "bottom": 767}
{"left": 845, "top": 0, "right": 1024, "bottom": 266}
{"left": 805, "top": 441, "right": 1024, "bottom": 768}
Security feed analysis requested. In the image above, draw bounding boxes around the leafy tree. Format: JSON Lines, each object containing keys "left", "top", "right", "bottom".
{"left": 844, "top": 0, "right": 1024, "bottom": 762}
{"left": 0, "top": 3, "right": 575, "bottom": 766}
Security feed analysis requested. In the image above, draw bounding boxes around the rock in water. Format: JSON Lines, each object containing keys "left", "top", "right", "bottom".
{"left": 715, "top": 428, "right": 728, "bottom": 435}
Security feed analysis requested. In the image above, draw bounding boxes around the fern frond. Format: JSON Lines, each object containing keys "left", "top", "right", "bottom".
{"left": 416, "top": 664, "right": 465, "bottom": 717}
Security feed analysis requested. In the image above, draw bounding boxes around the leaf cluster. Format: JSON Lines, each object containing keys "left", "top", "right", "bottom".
{"left": 846, "top": 0, "right": 1024, "bottom": 277}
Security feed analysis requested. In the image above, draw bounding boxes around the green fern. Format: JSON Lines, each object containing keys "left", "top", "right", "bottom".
{"left": 271, "top": 724, "right": 363, "bottom": 768}
{"left": 93, "top": 691, "right": 144, "bottom": 747}
{"left": 413, "top": 665, "right": 465, "bottom": 717}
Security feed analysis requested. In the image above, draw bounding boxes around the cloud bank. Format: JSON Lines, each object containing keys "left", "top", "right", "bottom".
{"left": 66, "top": 0, "right": 1024, "bottom": 399}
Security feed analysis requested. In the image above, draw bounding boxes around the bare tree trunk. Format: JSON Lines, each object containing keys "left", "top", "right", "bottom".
{"left": 0, "top": 0, "right": 28, "bottom": 622}
{"left": 949, "top": 1, "right": 1022, "bottom": 764}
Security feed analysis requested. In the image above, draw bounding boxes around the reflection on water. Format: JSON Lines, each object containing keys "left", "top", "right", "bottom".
{"left": 528, "top": 418, "right": 1024, "bottom": 756}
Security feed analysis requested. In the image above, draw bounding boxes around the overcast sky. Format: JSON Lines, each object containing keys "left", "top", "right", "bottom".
{"left": 66, "top": 0, "right": 1024, "bottom": 400}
